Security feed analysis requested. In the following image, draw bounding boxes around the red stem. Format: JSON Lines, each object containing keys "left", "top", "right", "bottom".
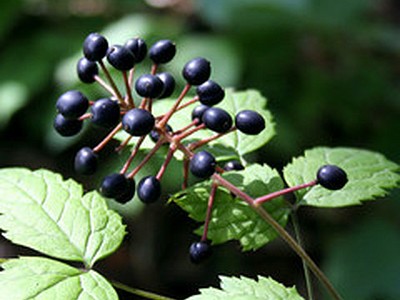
{"left": 93, "top": 123, "right": 123, "bottom": 153}
{"left": 127, "top": 138, "right": 165, "bottom": 178}
{"left": 78, "top": 113, "right": 92, "bottom": 121}
{"left": 158, "top": 84, "right": 191, "bottom": 128}
{"left": 122, "top": 71, "right": 134, "bottom": 108}
{"left": 98, "top": 60, "right": 124, "bottom": 103}
{"left": 189, "top": 127, "right": 236, "bottom": 150}
{"left": 156, "top": 145, "right": 177, "bottom": 180}
{"left": 254, "top": 180, "right": 317, "bottom": 206}
{"left": 182, "top": 158, "right": 189, "bottom": 190}
{"left": 201, "top": 182, "right": 218, "bottom": 241}
{"left": 120, "top": 135, "right": 146, "bottom": 174}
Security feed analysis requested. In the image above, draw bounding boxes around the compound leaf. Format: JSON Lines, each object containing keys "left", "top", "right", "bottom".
{"left": 0, "top": 168, "right": 125, "bottom": 267}
{"left": 172, "top": 164, "right": 290, "bottom": 250}
{"left": 283, "top": 147, "right": 400, "bottom": 207}
{"left": 186, "top": 275, "right": 304, "bottom": 300}
{"left": 0, "top": 257, "right": 118, "bottom": 300}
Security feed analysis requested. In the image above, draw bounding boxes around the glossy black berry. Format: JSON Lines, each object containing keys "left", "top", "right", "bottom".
{"left": 74, "top": 147, "right": 98, "bottom": 175}
{"left": 156, "top": 72, "right": 175, "bottom": 99}
{"left": 149, "top": 40, "right": 176, "bottom": 64}
{"left": 56, "top": 90, "right": 89, "bottom": 119}
{"left": 77, "top": 57, "right": 98, "bottom": 83}
{"left": 224, "top": 160, "right": 244, "bottom": 172}
{"left": 149, "top": 124, "right": 173, "bottom": 143}
{"left": 83, "top": 33, "right": 109, "bottom": 61}
{"left": 124, "top": 37, "right": 147, "bottom": 63}
{"left": 317, "top": 165, "right": 348, "bottom": 190}
{"left": 137, "top": 176, "right": 162, "bottom": 203}
{"left": 182, "top": 57, "right": 211, "bottom": 86}
{"left": 54, "top": 114, "right": 83, "bottom": 137}
{"left": 202, "top": 107, "right": 233, "bottom": 133}
{"left": 100, "top": 173, "right": 131, "bottom": 200}
{"left": 90, "top": 98, "right": 120, "bottom": 128}
{"left": 191, "top": 104, "right": 210, "bottom": 124}
{"left": 196, "top": 80, "right": 225, "bottom": 106}
{"left": 135, "top": 74, "right": 164, "bottom": 98}
{"left": 107, "top": 45, "right": 135, "bottom": 71}
{"left": 189, "top": 150, "right": 216, "bottom": 178}
{"left": 235, "top": 110, "right": 265, "bottom": 135}
{"left": 115, "top": 177, "right": 135, "bottom": 204}
{"left": 189, "top": 241, "right": 212, "bottom": 264}
{"left": 122, "top": 108, "right": 155, "bottom": 136}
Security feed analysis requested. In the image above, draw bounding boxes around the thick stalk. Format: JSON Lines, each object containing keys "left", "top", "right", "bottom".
{"left": 212, "top": 173, "right": 342, "bottom": 300}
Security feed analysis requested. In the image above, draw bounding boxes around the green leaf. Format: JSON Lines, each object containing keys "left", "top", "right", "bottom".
{"left": 172, "top": 164, "right": 290, "bottom": 250}
{"left": 0, "top": 257, "right": 118, "bottom": 300}
{"left": 186, "top": 275, "right": 304, "bottom": 300}
{"left": 117, "top": 89, "right": 275, "bottom": 159}
{"left": 0, "top": 168, "right": 125, "bottom": 267}
{"left": 283, "top": 147, "right": 400, "bottom": 207}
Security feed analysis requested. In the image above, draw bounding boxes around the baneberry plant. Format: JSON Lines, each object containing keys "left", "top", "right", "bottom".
{"left": 0, "top": 32, "right": 399, "bottom": 300}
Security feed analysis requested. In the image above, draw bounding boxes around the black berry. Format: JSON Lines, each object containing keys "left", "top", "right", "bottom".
{"left": 122, "top": 108, "right": 155, "bottom": 136}
{"left": 156, "top": 72, "right": 175, "bottom": 99}
{"left": 317, "top": 165, "right": 348, "bottom": 190}
{"left": 90, "top": 98, "right": 121, "bottom": 128}
{"left": 149, "top": 124, "right": 173, "bottom": 143}
{"left": 189, "top": 150, "right": 216, "bottom": 178}
{"left": 196, "top": 80, "right": 225, "bottom": 106}
{"left": 235, "top": 110, "right": 265, "bottom": 135}
{"left": 83, "top": 33, "right": 109, "bottom": 61}
{"left": 74, "top": 147, "right": 98, "bottom": 175}
{"left": 137, "top": 176, "right": 162, "bottom": 203}
{"left": 77, "top": 57, "right": 98, "bottom": 84}
{"left": 189, "top": 241, "right": 212, "bottom": 264}
{"left": 191, "top": 104, "right": 210, "bottom": 124}
{"left": 54, "top": 114, "right": 83, "bottom": 137}
{"left": 135, "top": 74, "right": 164, "bottom": 98}
{"left": 107, "top": 45, "right": 135, "bottom": 71}
{"left": 115, "top": 177, "right": 135, "bottom": 204}
{"left": 202, "top": 107, "right": 233, "bottom": 133}
{"left": 182, "top": 57, "right": 211, "bottom": 86}
{"left": 100, "top": 173, "right": 132, "bottom": 200}
{"left": 224, "top": 160, "right": 244, "bottom": 172}
{"left": 56, "top": 90, "right": 89, "bottom": 119}
{"left": 149, "top": 40, "right": 176, "bottom": 64}
{"left": 124, "top": 37, "right": 147, "bottom": 63}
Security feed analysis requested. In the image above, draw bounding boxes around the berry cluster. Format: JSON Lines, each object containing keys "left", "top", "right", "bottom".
{"left": 54, "top": 32, "right": 348, "bottom": 264}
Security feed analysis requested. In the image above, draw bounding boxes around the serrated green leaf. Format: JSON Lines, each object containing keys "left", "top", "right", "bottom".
{"left": 172, "top": 164, "right": 290, "bottom": 250}
{"left": 0, "top": 168, "right": 125, "bottom": 267}
{"left": 283, "top": 147, "right": 400, "bottom": 207}
{"left": 0, "top": 257, "right": 118, "bottom": 300}
{"left": 116, "top": 89, "right": 274, "bottom": 159}
{"left": 186, "top": 275, "right": 304, "bottom": 300}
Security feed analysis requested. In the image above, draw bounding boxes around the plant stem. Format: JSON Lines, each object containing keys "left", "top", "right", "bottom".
{"left": 158, "top": 84, "right": 191, "bottom": 128}
{"left": 122, "top": 71, "right": 134, "bottom": 108}
{"left": 189, "top": 127, "right": 236, "bottom": 150}
{"left": 291, "top": 209, "right": 314, "bottom": 300}
{"left": 99, "top": 60, "right": 124, "bottom": 103}
{"left": 127, "top": 138, "right": 165, "bottom": 178}
{"left": 110, "top": 279, "right": 176, "bottom": 300}
{"left": 201, "top": 182, "right": 218, "bottom": 241}
{"left": 93, "top": 123, "right": 123, "bottom": 153}
{"left": 254, "top": 180, "right": 317, "bottom": 205}
{"left": 156, "top": 145, "right": 177, "bottom": 180}
{"left": 120, "top": 135, "right": 146, "bottom": 174}
{"left": 212, "top": 173, "right": 342, "bottom": 300}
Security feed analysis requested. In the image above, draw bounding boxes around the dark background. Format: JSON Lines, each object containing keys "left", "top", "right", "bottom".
{"left": 0, "top": 0, "right": 399, "bottom": 299}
